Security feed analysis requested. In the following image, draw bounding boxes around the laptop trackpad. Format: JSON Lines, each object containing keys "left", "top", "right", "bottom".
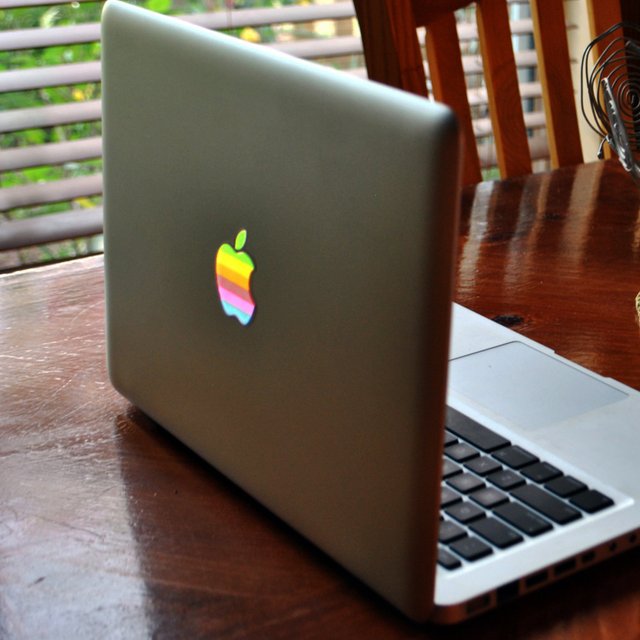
{"left": 449, "top": 342, "right": 627, "bottom": 431}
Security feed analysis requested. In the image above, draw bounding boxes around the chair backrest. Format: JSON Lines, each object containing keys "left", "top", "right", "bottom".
{"left": 353, "top": 0, "right": 623, "bottom": 185}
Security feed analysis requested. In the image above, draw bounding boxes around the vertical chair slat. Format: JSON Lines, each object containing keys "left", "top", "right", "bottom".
{"left": 476, "top": 0, "right": 531, "bottom": 178}
{"left": 530, "top": 0, "right": 583, "bottom": 169}
{"left": 425, "top": 11, "right": 481, "bottom": 185}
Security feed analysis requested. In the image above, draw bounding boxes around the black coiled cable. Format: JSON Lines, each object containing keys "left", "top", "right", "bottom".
{"left": 581, "top": 22, "right": 640, "bottom": 184}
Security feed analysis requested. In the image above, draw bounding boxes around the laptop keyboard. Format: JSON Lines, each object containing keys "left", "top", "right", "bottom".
{"left": 438, "top": 407, "right": 614, "bottom": 570}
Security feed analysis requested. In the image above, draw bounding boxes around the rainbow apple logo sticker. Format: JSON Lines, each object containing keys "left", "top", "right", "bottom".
{"left": 215, "top": 229, "right": 256, "bottom": 326}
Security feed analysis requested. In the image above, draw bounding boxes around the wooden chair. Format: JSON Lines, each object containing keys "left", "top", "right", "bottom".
{"left": 353, "top": 0, "right": 623, "bottom": 185}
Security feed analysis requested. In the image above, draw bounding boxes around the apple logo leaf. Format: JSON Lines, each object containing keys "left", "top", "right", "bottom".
{"left": 235, "top": 229, "right": 247, "bottom": 251}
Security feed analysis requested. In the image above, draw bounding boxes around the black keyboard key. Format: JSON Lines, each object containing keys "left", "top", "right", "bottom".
{"left": 446, "top": 407, "right": 510, "bottom": 452}
{"left": 493, "top": 445, "right": 539, "bottom": 470}
{"left": 438, "top": 547, "right": 462, "bottom": 570}
{"left": 521, "top": 461, "right": 562, "bottom": 483}
{"left": 442, "top": 458, "right": 462, "bottom": 479}
{"left": 511, "top": 485, "right": 582, "bottom": 525}
{"left": 470, "top": 486, "right": 509, "bottom": 508}
{"left": 570, "top": 489, "right": 614, "bottom": 513}
{"left": 488, "top": 469, "right": 526, "bottom": 491}
{"left": 494, "top": 502, "right": 553, "bottom": 536}
{"left": 439, "top": 520, "right": 467, "bottom": 544}
{"left": 545, "top": 475, "right": 587, "bottom": 498}
{"left": 449, "top": 536, "right": 493, "bottom": 561}
{"left": 441, "top": 485, "right": 462, "bottom": 508}
{"left": 444, "top": 431, "right": 458, "bottom": 446}
{"left": 447, "top": 472, "right": 485, "bottom": 495}
{"left": 445, "top": 501, "right": 486, "bottom": 524}
{"left": 470, "top": 517, "right": 524, "bottom": 549}
{"left": 445, "top": 442, "right": 480, "bottom": 463}
{"left": 465, "top": 456, "right": 502, "bottom": 477}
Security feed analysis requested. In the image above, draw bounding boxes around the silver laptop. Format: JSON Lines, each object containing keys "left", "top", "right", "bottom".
{"left": 102, "top": 0, "right": 640, "bottom": 623}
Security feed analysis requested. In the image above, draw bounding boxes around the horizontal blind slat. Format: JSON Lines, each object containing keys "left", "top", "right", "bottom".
{"left": 0, "top": 174, "right": 103, "bottom": 211}
{"left": 0, "top": 100, "right": 102, "bottom": 134}
{"left": 0, "top": 137, "right": 102, "bottom": 171}
{"left": 0, "top": 24, "right": 100, "bottom": 52}
{"left": 0, "top": 207, "right": 103, "bottom": 250}
{"left": 0, "top": 0, "right": 98, "bottom": 9}
{"left": 0, "top": 61, "right": 101, "bottom": 93}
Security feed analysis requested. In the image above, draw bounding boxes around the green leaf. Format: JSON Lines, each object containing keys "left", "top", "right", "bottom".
{"left": 235, "top": 229, "right": 247, "bottom": 251}
{"left": 145, "top": 0, "right": 172, "bottom": 13}
{"left": 40, "top": 7, "right": 59, "bottom": 29}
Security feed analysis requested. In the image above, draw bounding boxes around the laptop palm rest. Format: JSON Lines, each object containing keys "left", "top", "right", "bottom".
{"left": 449, "top": 342, "right": 627, "bottom": 431}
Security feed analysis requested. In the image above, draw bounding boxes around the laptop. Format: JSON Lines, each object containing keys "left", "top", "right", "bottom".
{"left": 101, "top": 0, "right": 640, "bottom": 623}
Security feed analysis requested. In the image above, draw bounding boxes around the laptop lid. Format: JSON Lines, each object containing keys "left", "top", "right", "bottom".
{"left": 102, "top": 0, "right": 461, "bottom": 620}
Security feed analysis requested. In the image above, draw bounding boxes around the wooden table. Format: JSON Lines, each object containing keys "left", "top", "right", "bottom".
{"left": 2, "top": 160, "right": 639, "bottom": 639}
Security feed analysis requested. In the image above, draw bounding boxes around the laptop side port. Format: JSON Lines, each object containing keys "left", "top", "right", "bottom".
{"left": 465, "top": 593, "right": 492, "bottom": 616}
{"left": 524, "top": 569, "right": 548, "bottom": 589}
{"left": 554, "top": 558, "right": 576, "bottom": 577}
{"left": 496, "top": 580, "right": 519, "bottom": 605}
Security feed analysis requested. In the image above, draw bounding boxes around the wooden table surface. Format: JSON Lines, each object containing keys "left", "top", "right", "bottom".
{"left": 2, "top": 160, "right": 639, "bottom": 639}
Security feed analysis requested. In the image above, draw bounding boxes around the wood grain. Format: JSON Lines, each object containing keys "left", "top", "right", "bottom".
{"left": 1, "top": 160, "right": 639, "bottom": 638}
